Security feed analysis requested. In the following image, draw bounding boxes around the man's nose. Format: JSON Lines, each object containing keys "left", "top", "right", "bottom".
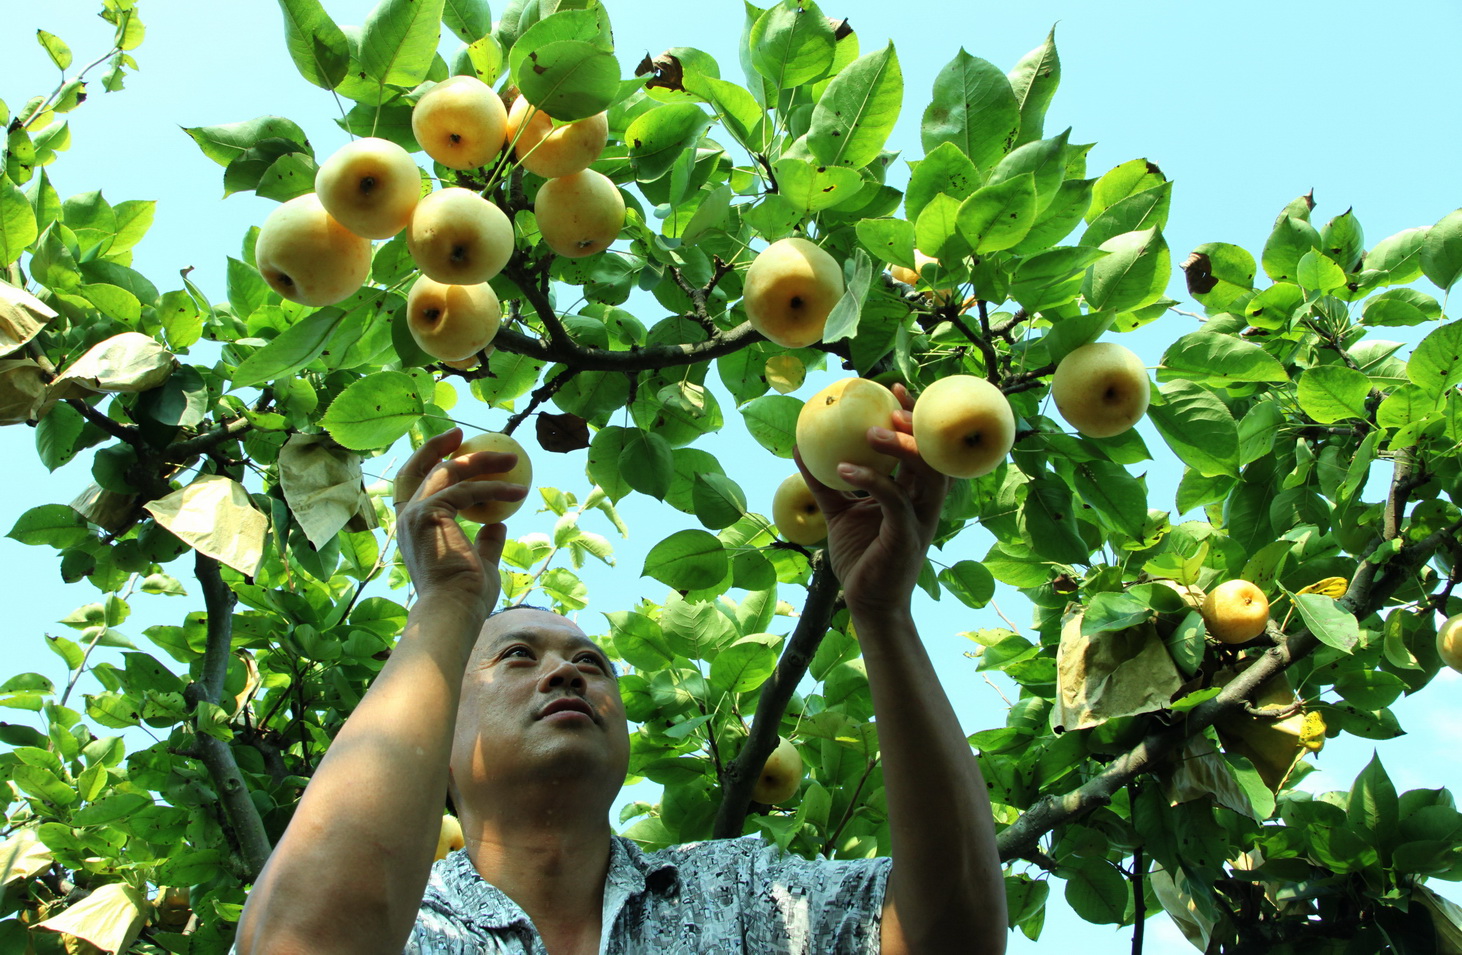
{"left": 539, "top": 657, "right": 585, "bottom": 692}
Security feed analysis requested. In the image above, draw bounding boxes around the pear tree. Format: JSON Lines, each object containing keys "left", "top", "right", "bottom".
{"left": 2, "top": 1, "right": 1462, "bottom": 953}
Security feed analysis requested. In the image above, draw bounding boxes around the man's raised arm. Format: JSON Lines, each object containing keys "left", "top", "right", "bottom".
{"left": 797, "top": 385, "right": 1007, "bottom": 955}
{"left": 234, "top": 429, "right": 526, "bottom": 955}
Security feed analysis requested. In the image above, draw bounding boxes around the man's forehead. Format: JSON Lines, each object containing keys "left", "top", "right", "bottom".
{"left": 477, "top": 609, "right": 601, "bottom": 653}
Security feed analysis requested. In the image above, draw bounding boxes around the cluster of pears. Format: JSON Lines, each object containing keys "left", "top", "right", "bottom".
{"left": 770, "top": 334, "right": 1151, "bottom": 547}
{"left": 253, "top": 74, "right": 623, "bottom": 368}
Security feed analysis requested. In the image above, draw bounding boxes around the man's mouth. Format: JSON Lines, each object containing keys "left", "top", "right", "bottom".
{"left": 538, "top": 697, "right": 597, "bottom": 722}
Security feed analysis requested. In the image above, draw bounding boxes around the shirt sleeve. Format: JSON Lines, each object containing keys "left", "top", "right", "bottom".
{"left": 740, "top": 841, "right": 892, "bottom": 954}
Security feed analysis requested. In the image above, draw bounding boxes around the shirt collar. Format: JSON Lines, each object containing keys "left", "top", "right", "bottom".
{"left": 432, "top": 836, "right": 682, "bottom": 932}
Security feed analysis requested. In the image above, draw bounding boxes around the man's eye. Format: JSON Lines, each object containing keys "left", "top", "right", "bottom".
{"left": 576, "top": 654, "right": 604, "bottom": 670}
{"left": 504, "top": 646, "right": 533, "bottom": 659}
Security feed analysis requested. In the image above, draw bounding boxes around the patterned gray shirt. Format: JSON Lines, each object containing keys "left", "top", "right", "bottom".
{"left": 406, "top": 835, "right": 892, "bottom": 954}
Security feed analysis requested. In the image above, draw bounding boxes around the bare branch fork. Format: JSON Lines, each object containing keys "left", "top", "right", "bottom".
{"left": 713, "top": 556, "right": 841, "bottom": 838}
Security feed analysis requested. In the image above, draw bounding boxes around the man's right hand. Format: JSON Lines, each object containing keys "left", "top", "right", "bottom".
{"left": 392, "top": 427, "right": 529, "bottom": 623}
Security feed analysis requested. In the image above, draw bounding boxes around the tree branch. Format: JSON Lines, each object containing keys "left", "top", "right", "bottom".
{"left": 183, "top": 553, "right": 273, "bottom": 879}
{"left": 995, "top": 516, "right": 1460, "bottom": 861}
{"left": 490, "top": 322, "right": 763, "bottom": 371}
{"left": 712, "top": 555, "right": 840, "bottom": 838}
{"left": 66, "top": 398, "right": 140, "bottom": 446}
{"left": 165, "top": 416, "right": 252, "bottom": 461}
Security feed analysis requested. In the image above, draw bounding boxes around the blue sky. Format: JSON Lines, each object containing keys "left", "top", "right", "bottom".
{"left": 2, "top": 1, "right": 1460, "bottom": 951}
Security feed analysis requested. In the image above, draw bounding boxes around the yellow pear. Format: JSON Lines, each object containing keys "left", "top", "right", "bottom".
{"left": 407, "top": 187, "right": 515, "bottom": 285}
{"left": 795, "top": 377, "right": 901, "bottom": 491}
{"left": 411, "top": 75, "right": 508, "bottom": 170}
{"left": 1050, "top": 341, "right": 1150, "bottom": 438}
{"left": 454, "top": 431, "right": 533, "bottom": 525}
{"left": 507, "top": 97, "right": 608, "bottom": 178}
{"left": 771, "top": 473, "right": 827, "bottom": 546}
{"left": 750, "top": 736, "right": 802, "bottom": 805}
{"left": 254, "top": 193, "right": 372, "bottom": 307}
{"left": 534, "top": 169, "right": 624, "bottom": 258}
{"left": 314, "top": 137, "right": 422, "bottom": 239}
{"left": 406, "top": 277, "right": 502, "bottom": 362}
{"left": 911, "top": 375, "right": 1015, "bottom": 479}
{"left": 434, "top": 814, "right": 465, "bottom": 861}
{"left": 743, "top": 237, "right": 844, "bottom": 349}
{"left": 1201, "top": 579, "right": 1271, "bottom": 644}
{"left": 1436, "top": 613, "right": 1462, "bottom": 672}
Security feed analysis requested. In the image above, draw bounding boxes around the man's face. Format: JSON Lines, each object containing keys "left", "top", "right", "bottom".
{"left": 450, "top": 608, "right": 630, "bottom": 806}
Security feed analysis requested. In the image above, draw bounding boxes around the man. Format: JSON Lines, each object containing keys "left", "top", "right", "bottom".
{"left": 235, "top": 386, "right": 1006, "bottom": 954}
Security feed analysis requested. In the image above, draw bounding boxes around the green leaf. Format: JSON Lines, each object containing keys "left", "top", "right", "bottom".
{"left": 510, "top": 9, "right": 614, "bottom": 91}
{"left": 1348, "top": 752, "right": 1399, "bottom": 864}
{"left": 1008, "top": 245, "right": 1105, "bottom": 313}
{"left": 183, "top": 116, "right": 311, "bottom": 167}
{"left": 709, "top": 634, "right": 780, "bottom": 692}
{"left": 904, "top": 141, "right": 979, "bottom": 225}
{"left": 1408, "top": 320, "right": 1462, "bottom": 399}
{"left": 1081, "top": 181, "right": 1171, "bottom": 250}
{"left": 1020, "top": 476, "right": 1089, "bottom": 564}
{"left": 987, "top": 129, "right": 1068, "bottom": 214}
{"left": 682, "top": 72, "right": 765, "bottom": 152}
{"left": 741, "top": 394, "right": 800, "bottom": 458}
{"left": 1166, "top": 610, "right": 1206, "bottom": 677}
{"left": 921, "top": 49, "right": 1020, "bottom": 174}
{"left": 749, "top": 0, "right": 836, "bottom": 90}
{"left": 516, "top": 40, "right": 620, "bottom": 121}
{"left": 914, "top": 193, "right": 966, "bottom": 261}
{"left": 1262, "top": 214, "right": 1322, "bottom": 284}
{"left": 36, "top": 30, "right": 73, "bottom": 70}
{"left": 1334, "top": 669, "right": 1407, "bottom": 710}
{"left": 617, "top": 428, "right": 673, "bottom": 499}
{"left": 1071, "top": 459, "right": 1147, "bottom": 539}
{"left": 0, "top": 174, "right": 38, "bottom": 268}
{"left": 606, "top": 611, "right": 674, "bottom": 671}
{"left": 956, "top": 173, "right": 1036, "bottom": 254}
{"left": 807, "top": 42, "right": 902, "bottom": 169}
{"left": 1296, "top": 249, "right": 1347, "bottom": 293}
{"left": 1082, "top": 227, "right": 1169, "bottom": 313}
{"left": 642, "top": 529, "right": 729, "bottom": 591}
{"left": 1183, "top": 240, "right": 1256, "bottom": 309}
{"left": 72, "top": 792, "right": 153, "bottom": 827}
{"left": 1159, "top": 331, "right": 1288, "bottom": 385}
{"left": 233, "top": 307, "right": 347, "bottom": 386}
{"left": 9, "top": 504, "right": 90, "bottom": 549}
{"left": 1366, "top": 226, "right": 1427, "bottom": 286}
{"left": 444, "top": 0, "right": 493, "bottom": 43}
{"left": 1087, "top": 158, "right": 1164, "bottom": 224}
{"left": 692, "top": 472, "right": 748, "bottom": 530}
{"left": 277, "top": 0, "right": 350, "bottom": 89}
{"left": 1296, "top": 365, "right": 1371, "bottom": 423}
{"left": 320, "top": 370, "right": 425, "bottom": 450}
{"left": 1063, "top": 857, "right": 1128, "bottom": 925}
{"left": 823, "top": 247, "right": 872, "bottom": 343}
{"left": 1007, "top": 27, "right": 1060, "bottom": 147}
{"left": 1147, "top": 380, "right": 1239, "bottom": 478}
{"left": 1420, "top": 208, "right": 1462, "bottom": 291}
{"left": 360, "top": 0, "right": 446, "bottom": 87}
{"left": 1081, "top": 591, "right": 1150, "bottom": 636}
{"left": 938, "top": 560, "right": 994, "bottom": 609}
{"left": 771, "top": 158, "right": 862, "bottom": 213}
{"left": 855, "top": 217, "right": 915, "bottom": 269}
{"left": 586, "top": 426, "right": 632, "bottom": 502}
{"left": 35, "top": 403, "right": 87, "bottom": 471}
{"left": 1291, "top": 591, "right": 1359, "bottom": 652}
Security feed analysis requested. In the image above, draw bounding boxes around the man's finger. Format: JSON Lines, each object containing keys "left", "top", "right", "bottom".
{"left": 475, "top": 521, "right": 509, "bottom": 569}
{"left": 793, "top": 445, "right": 854, "bottom": 519}
{"left": 393, "top": 428, "right": 464, "bottom": 506}
{"left": 419, "top": 478, "right": 530, "bottom": 516}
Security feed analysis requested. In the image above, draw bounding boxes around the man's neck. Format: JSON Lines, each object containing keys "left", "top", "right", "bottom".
{"left": 462, "top": 803, "right": 615, "bottom": 955}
